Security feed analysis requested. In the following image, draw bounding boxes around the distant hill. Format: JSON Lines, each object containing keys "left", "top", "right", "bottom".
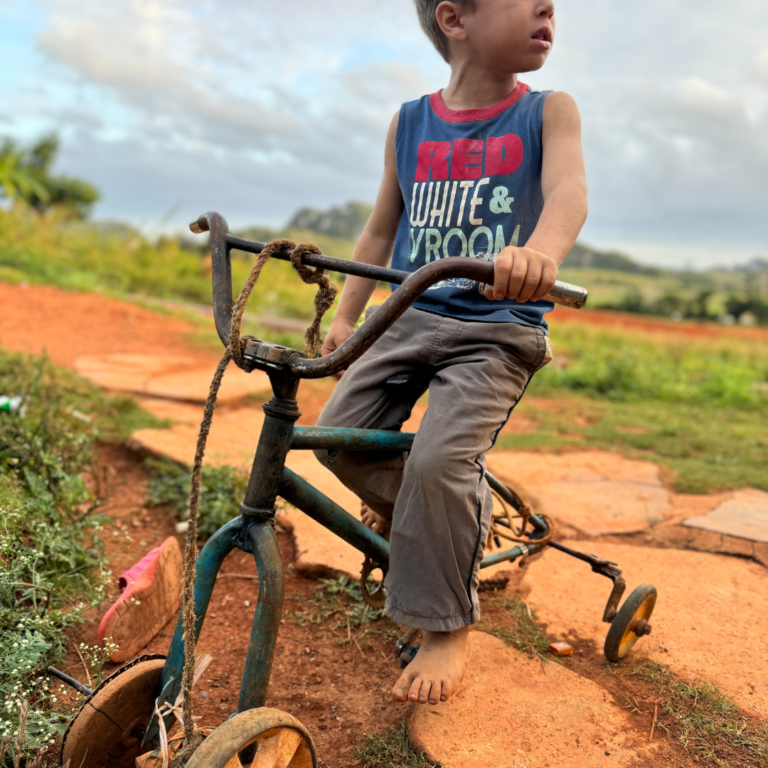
{"left": 733, "top": 257, "right": 768, "bottom": 274}
{"left": 563, "top": 242, "right": 660, "bottom": 274}
{"left": 283, "top": 201, "right": 661, "bottom": 275}
{"left": 286, "top": 201, "right": 373, "bottom": 240}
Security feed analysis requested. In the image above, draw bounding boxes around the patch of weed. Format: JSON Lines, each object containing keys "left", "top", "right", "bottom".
{"left": 633, "top": 659, "right": 768, "bottom": 766}
{"left": 355, "top": 722, "right": 441, "bottom": 768}
{"left": 145, "top": 458, "right": 248, "bottom": 538}
{"left": 288, "top": 576, "right": 387, "bottom": 635}
{"left": 0, "top": 350, "right": 152, "bottom": 760}
{"left": 485, "top": 597, "right": 551, "bottom": 657}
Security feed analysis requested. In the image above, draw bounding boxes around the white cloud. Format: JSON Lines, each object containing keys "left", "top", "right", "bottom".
{"left": 0, "top": 0, "right": 765, "bottom": 264}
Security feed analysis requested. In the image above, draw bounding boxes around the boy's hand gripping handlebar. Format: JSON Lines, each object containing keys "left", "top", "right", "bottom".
{"left": 191, "top": 211, "right": 587, "bottom": 379}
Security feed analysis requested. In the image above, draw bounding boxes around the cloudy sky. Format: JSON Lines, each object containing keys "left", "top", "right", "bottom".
{"left": 1, "top": 0, "right": 767, "bottom": 268}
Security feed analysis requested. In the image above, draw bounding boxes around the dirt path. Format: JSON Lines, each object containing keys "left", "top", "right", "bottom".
{"left": 0, "top": 282, "right": 216, "bottom": 368}
{"left": 4, "top": 281, "right": 765, "bottom": 768}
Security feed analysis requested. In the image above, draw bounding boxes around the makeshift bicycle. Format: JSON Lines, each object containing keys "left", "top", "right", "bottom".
{"left": 57, "top": 212, "right": 658, "bottom": 768}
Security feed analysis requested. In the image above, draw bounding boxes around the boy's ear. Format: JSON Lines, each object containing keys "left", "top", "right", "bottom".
{"left": 435, "top": 1, "right": 469, "bottom": 43}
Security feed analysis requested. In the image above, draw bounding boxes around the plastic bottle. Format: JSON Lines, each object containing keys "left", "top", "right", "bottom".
{"left": 0, "top": 396, "right": 23, "bottom": 415}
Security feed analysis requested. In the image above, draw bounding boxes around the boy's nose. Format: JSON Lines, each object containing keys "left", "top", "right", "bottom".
{"left": 537, "top": 0, "right": 555, "bottom": 18}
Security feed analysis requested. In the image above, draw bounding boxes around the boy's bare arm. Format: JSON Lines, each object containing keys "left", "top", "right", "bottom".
{"left": 485, "top": 92, "right": 588, "bottom": 304}
{"left": 321, "top": 111, "right": 404, "bottom": 356}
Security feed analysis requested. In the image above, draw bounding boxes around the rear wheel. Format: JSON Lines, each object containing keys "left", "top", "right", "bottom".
{"left": 60, "top": 655, "right": 165, "bottom": 768}
{"left": 604, "top": 584, "right": 657, "bottom": 662}
{"left": 184, "top": 708, "right": 316, "bottom": 768}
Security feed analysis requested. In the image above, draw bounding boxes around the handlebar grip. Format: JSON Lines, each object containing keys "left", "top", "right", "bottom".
{"left": 543, "top": 281, "right": 588, "bottom": 309}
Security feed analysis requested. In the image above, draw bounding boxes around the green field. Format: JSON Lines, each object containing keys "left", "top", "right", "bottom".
{"left": 1, "top": 204, "right": 767, "bottom": 496}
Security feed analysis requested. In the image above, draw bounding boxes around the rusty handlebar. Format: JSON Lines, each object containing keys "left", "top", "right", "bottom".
{"left": 190, "top": 211, "right": 587, "bottom": 379}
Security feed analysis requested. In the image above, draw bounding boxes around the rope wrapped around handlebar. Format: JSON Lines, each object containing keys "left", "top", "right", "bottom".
{"left": 171, "top": 240, "right": 337, "bottom": 767}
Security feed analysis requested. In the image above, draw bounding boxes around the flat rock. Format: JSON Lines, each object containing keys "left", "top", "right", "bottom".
{"left": 684, "top": 488, "right": 768, "bottom": 543}
{"left": 409, "top": 631, "right": 652, "bottom": 768}
{"left": 521, "top": 541, "right": 768, "bottom": 716}
{"left": 75, "top": 354, "right": 271, "bottom": 404}
{"left": 486, "top": 451, "right": 671, "bottom": 535}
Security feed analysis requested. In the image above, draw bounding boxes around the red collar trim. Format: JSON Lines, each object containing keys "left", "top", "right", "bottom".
{"left": 429, "top": 82, "right": 529, "bottom": 123}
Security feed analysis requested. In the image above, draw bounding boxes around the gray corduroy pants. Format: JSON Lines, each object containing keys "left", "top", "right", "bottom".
{"left": 314, "top": 307, "right": 552, "bottom": 631}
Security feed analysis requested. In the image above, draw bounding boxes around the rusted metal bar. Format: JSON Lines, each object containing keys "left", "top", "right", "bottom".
{"left": 46, "top": 666, "right": 92, "bottom": 697}
{"left": 190, "top": 211, "right": 588, "bottom": 351}
{"left": 480, "top": 542, "right": 545, "bottom": 569}
{"left": 548, "top": 541, "right": 626, "bottom": 622}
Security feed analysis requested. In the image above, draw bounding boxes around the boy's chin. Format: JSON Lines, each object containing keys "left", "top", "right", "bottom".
{"left": 513, "top": 53, "right": 551, "bottom": 74}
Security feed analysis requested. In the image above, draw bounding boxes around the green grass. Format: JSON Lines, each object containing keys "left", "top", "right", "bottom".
{"left": 0, "top": 207, "right": 353, "bottom": 322}
{"left": 287, "top": 575, "right": 388, "bottom": 635}
{"left": 488, "top": 320, "right": 768, "bottom": 493}
{"left": 356, "top": 722, "right": 441, "bottom": 768}
{"left": 482, "top": 597, "right": 552, "bottom": 657}
{"left": 539, "top": 321, "right": 768, "bottom": 408}
{"left": 495, "top": 395, "right": 768, "bottom": 494}
{"left": 145, "top": 457, "right": 249, "bottom": 538}
{"left": 0, "top": 349, "right": 160, "bottom": 763}
{"left": 633, "top": 660, "right": 768, "bottom": 766}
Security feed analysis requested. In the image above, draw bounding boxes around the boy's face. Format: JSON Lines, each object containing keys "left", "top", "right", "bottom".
{"left": 458, "top": 0, "right": 555, "bottom": 73}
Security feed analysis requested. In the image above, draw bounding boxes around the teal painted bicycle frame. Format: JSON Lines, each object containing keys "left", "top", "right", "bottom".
{"left": 144, "top": 409, "right": 542, "bottom": 746}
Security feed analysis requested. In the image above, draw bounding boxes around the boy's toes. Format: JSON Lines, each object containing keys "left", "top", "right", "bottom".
{"left": 408, "top": 679, "right": 424, "bottom": 702}
{"left": 392, "top": 671, "right": 414, "bottom": 702}
{"left": 427, "top": 681, "right": 442, "bottom": 705}
{"left": 417, "top": 681, "right": 433, "bottom": 704}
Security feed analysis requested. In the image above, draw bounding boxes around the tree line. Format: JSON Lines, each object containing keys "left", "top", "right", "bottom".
{"left": 0, "top": 134, "right": 99, "bottom": 219}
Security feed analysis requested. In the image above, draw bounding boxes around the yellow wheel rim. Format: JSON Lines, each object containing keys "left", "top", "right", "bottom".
{"left": 617, "top": 593, "right": 656, "bottom": 659}
{"left": 185, "top": 708, "right": 316, "bottom": 768}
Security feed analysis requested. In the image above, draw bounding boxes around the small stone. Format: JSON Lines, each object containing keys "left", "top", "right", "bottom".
{"left": 200, "top": 691, "right": 208, "bottom": 700}
{"left": 175, "top": 520, "right": 189, "bottom": 534}
{"left": 605, "top": 751, "right": 610, "bottom": 756}
{"left": 304, "top": 647, "right": 311, "bottom": 654}
{"left": 243, "top": 600, "right": 251, "bottom": 608}
{"left": 548, "top": 642, "right": 573, "bottom": 657}
{"left": 131, "top": 519, "right": 141, "bottom": 528}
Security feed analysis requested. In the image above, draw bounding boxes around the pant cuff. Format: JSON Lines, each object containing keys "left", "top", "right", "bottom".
{"left": 385, "top": 594, "right": 476, "bottom": 633}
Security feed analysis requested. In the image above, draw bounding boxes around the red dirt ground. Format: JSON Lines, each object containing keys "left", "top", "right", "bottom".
{"left": 4, "top": 281, "right": 763, "bottom": 767}
{"left": 0, "top": 282, "right": 212, "bottom": 368}
{"left": 58, "top": 444, "right": 709, "bottom": 768}
{"left": 549, "top": 305, "right": 768, "bottom": 341}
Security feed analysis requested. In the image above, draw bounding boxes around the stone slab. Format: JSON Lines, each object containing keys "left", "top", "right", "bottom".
{"left": 486, "top": 451, "right": 671, "bottom": 536}
{"left": 75, "top": 354, "right": 271, "bottom": 405}
{"left": 521, "top": 541, "right": 768, "bottom": 717}
{"left": 684, "top": 488, "right": 768, "bottom": 543}
{"left": 409, "top": 631, "right": 653, "bottom": 768}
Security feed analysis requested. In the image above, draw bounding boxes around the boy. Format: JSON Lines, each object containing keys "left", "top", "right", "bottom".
{"left": 315, "top": 0, "right": 587, "bottom": 707}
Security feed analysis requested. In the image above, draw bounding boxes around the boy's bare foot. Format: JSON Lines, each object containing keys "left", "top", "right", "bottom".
{"left": 392, "top": 626, "right": 471, "bottom": 705}
{"left": 360, "top": 501, "right": 390, "bottom": 536}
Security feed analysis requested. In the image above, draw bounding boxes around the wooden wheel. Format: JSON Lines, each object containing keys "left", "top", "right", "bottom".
{"left": 60, "top": 655, "right": 165, "bottom": 768}
{"left": 604, "top": 584, "right": 657, "bottom": 662}
{"left": 185, "top": 708, "right": 316, "bottom": 768}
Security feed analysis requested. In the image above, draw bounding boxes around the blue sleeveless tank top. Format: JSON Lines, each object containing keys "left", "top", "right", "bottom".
{"left": 391, "top": 82, "right": 553, "bottom": 329}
